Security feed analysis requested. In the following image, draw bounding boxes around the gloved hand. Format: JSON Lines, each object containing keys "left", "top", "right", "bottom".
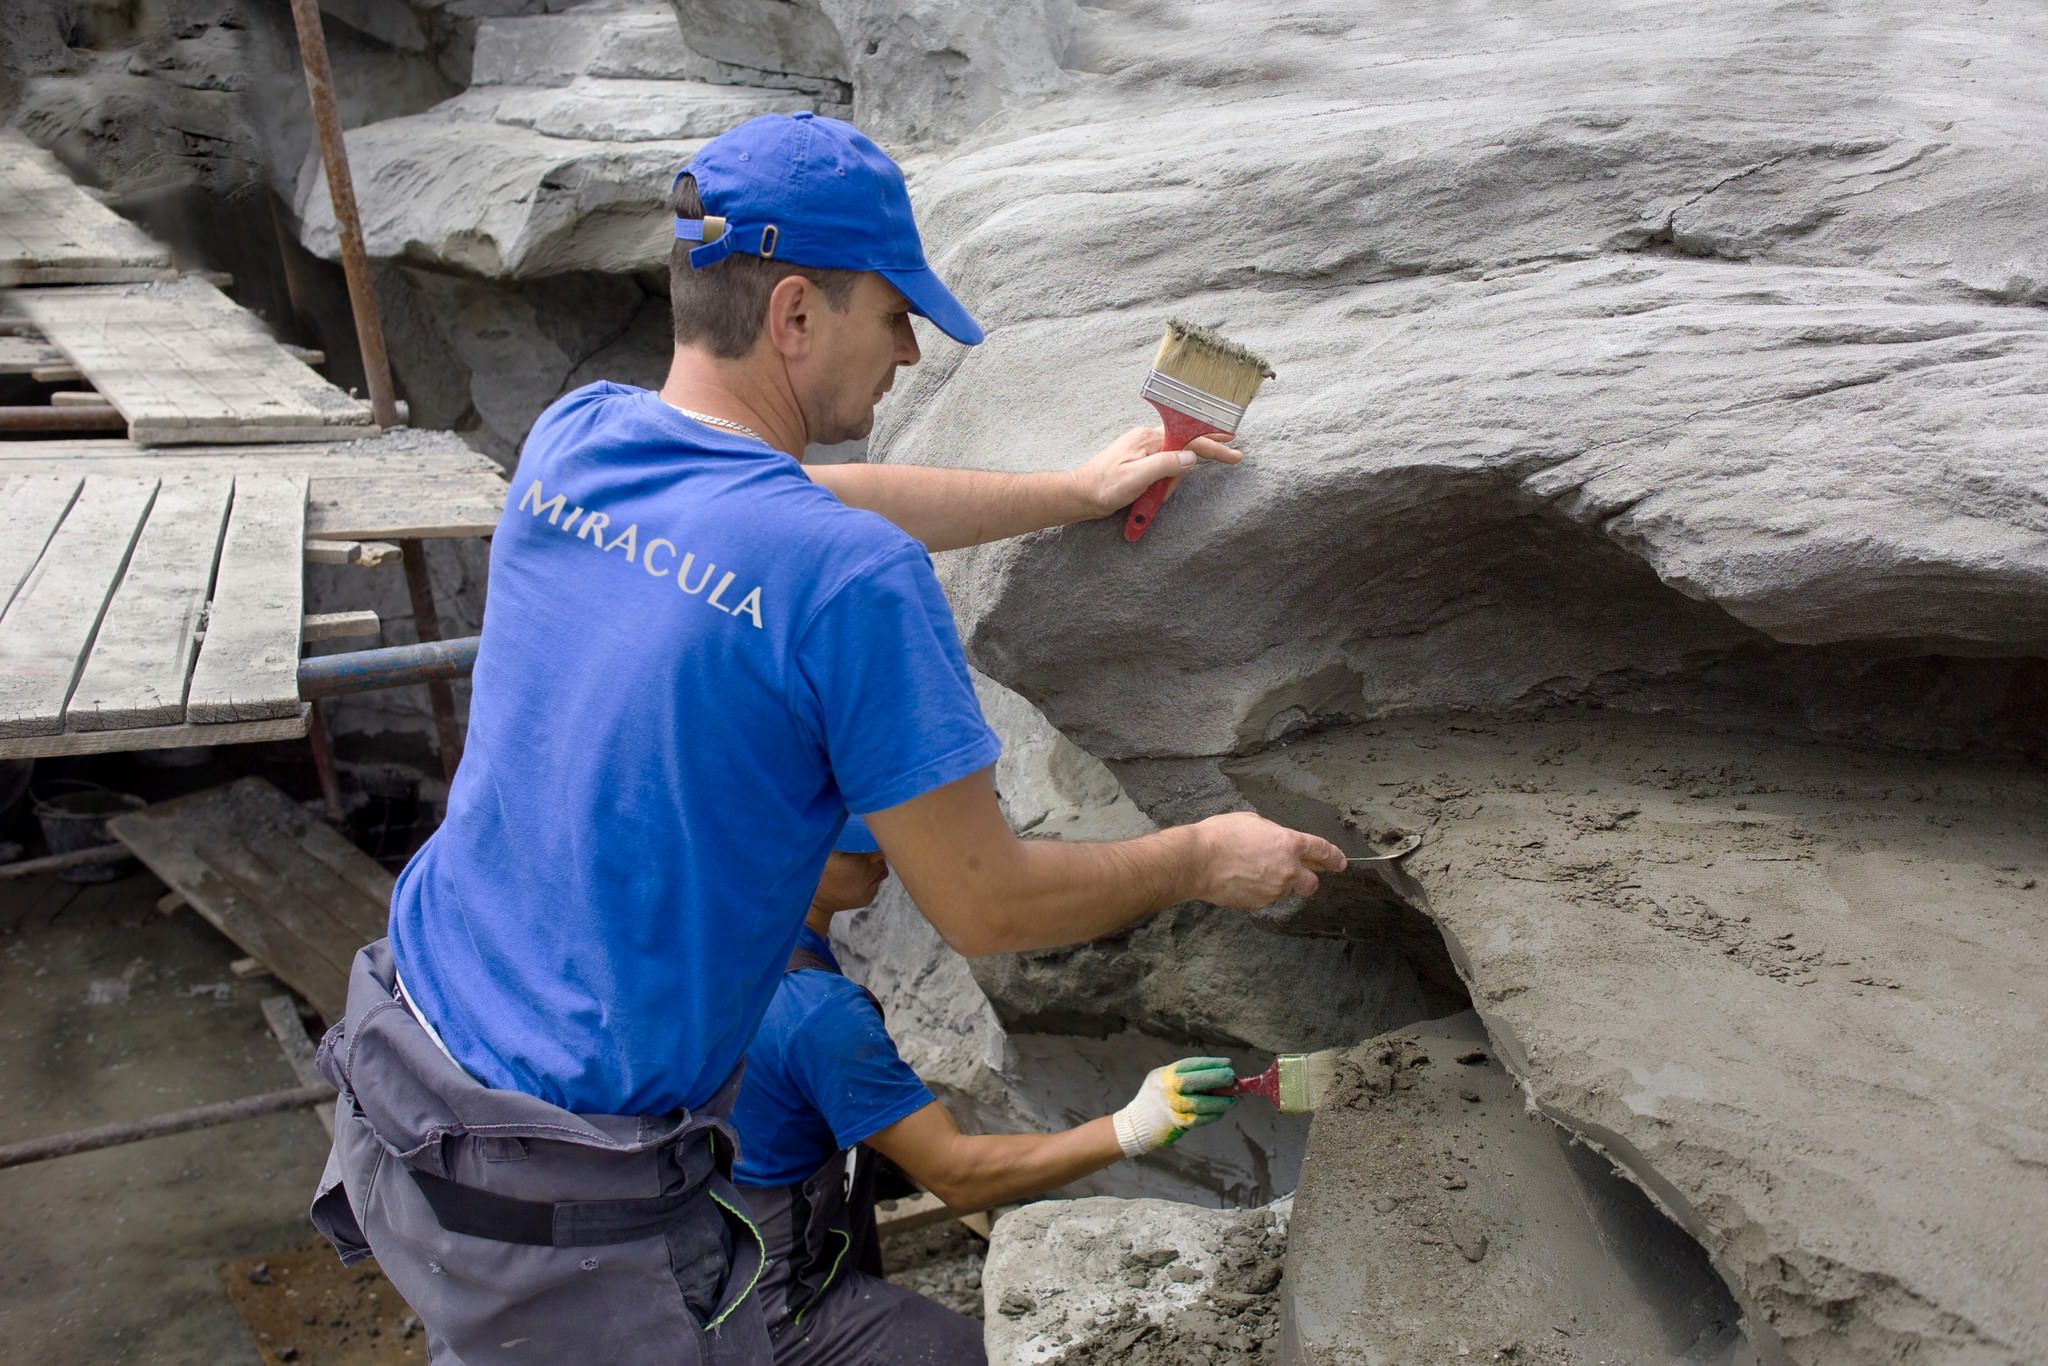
{"left": 1112, "top": 1057, "right": 1237, "bottom": 1158}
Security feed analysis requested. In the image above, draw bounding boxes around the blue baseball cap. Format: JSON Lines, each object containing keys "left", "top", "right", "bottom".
{"left": 835, "top": 815, "right": 880, "bottom": 854}
{"left": 675, "top": 112, "right": 984, "bottom": 346}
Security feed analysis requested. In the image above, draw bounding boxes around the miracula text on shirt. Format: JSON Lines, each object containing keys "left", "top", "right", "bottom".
{"left": 520, "top": 478, "right": 765, "bottom": 629}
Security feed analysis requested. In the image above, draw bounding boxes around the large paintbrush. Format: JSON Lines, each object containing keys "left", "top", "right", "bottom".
{"left": 1124, "top": 320, "right": 1275, "bottom": 542}
{"left": 1228, "top": 1049, "right": 1344, "bottom": 1114}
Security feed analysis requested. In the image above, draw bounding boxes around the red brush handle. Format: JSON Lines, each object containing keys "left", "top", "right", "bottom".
{"left": 1124, "top": 403, "right": 1232, "bottom": 543}
{"left": 1229, "top": 1063, "right": 1281, "bottom": 1105}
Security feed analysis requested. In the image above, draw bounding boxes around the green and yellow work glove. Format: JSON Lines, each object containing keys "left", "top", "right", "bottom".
{"left": 1112, "top": 1057, "right": 1237, "bottom": 1157}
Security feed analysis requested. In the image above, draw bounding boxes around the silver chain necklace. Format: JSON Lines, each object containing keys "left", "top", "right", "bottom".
{"left": 666, "top": 400, "right": 772, "bottom": 447}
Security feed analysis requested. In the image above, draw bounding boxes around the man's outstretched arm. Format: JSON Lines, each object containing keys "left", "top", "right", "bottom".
{"left": 808, "top": 428, "right": 1241, "bottom": 552}
{"left": 863, "top": 1058, "right": 1237, "bottom": 1211}
{"left": 863, "top": 768, "right": 1343, "bottom": 958}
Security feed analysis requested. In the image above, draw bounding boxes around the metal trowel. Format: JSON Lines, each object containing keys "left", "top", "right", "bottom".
{"left": 1221, "top": 776, "right": 1421, "bottom": 870}
{"left": 1346, "top": 831, "right": 1423, "bottom": 865}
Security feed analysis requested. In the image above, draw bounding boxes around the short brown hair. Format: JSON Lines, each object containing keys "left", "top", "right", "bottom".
{"left": 669, "top": 174, "right": 861, "bottom": 357}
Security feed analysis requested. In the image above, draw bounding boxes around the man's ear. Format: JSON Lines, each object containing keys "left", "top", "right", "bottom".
{"left": 764, "top": 274, "right": 816, "bottom": 360}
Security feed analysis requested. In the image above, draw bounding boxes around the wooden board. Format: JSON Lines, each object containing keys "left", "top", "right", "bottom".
{"left": 0, "top": 336, "right": 65, "bottom": 373}
{"left": 262, "top": 994, "right": 337, "bottom": 1136}
{"left": 12, "top": 278, "right": 375, "bottom": 445}
{"left": 1, "top": 465, "right": 503, "bottom": 540}
{"left": 0, "top": 707, "right": 308, "bottom": 761}
{"left": 0, "top": 476, "right": 157, "bottom": 738}
{"left": 0, "top": 474, "right": 82, "bottom": 617}
{"left": 186, "top": 474, "right": 306, "bottom": 724}
{"left": 306, "top": 473, "right": 508, "bottom": 540}
{"left": 0, "top": 440, "right": 507, "bottom": 539}
{"left": 66, "top": 475, "right": 234, "bottom": 730}
{"left": 0, "top": 130, "right": 175, "bottom": 286}
{"left": 0, "top": 436, "right": 498, "bottom": 473}
{"left": 302, "top": 610, "right": 381, "bottom": 642}
{"left": 108, "top": 778, "right": 393, "bottom": 1023}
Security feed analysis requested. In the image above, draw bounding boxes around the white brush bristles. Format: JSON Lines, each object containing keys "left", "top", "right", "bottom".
{"left": 1276, "top": 1048, "right": 1345, "bottom": 1113}
{"left": 1297, "top": 1048, "right": 1341, "bottom": 1107}
{"left": 1151, "top": 319, "right": 1275, "bottom": 410}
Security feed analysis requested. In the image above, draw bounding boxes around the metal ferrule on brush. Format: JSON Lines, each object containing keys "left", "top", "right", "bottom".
{"left": 1142, "top": 371, "right": 1249, "bottom": 434}
{"left": 1276, "top": 1054, "right": 1312, "bottom": 1113}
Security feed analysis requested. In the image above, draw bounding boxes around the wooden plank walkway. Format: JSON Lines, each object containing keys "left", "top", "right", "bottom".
{"left": 108, "top": 778, "right": 393, "bottom": 1023}
{"left": 12, "top": 278, "right": 376, "bottom": 445}
{"left": 0, "top": 130, "right": 175, "bottom": 286}
{"left": 0, "top": 476, "right": 158, "bottom": 739}
{"left": 0, "top": 433, "right": 508, "bottom": 759}
{"left": 0, "top": 474, "right": 310, "bottom": 755}
{"left": 0, "top": 335, "right": 67, "bottom": 374}
{"left": 66, "top": 475, "right": 233, "bottom": 731}
{"left": 185, "top": 474, "right": 307, "bottom": 724}
{"left": 0, "top": 131, "right": 505, "bottom": 761}
{"left": 0, "top": 474, "right": 81, "bottom": 618}
{"left": 0, "top": 439, "right": 508, "bottom": 539}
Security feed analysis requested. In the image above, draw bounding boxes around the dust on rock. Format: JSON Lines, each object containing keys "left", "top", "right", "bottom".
{"left": 1028, "top": 1218, "right": 1289, "bottom": 1365}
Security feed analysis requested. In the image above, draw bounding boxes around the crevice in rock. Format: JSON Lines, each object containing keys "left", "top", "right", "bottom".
{"left": 1381, "top": 885, "right": 1786, "bottom": 1362}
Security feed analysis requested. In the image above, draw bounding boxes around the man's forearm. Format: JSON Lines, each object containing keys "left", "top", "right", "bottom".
{"left": 917, "top": 1119, "right": 1124, "bottom": 1211}
{"left": 808, "top": 463, "right": 1092, "bottom": 551}
{"left": 872, "top": 772, "right": 1336, "bottom": 958}
{"left": 891, "top": 822, "right": 1206, "bottom": 957}
{"left": 981, "top": 830, "right": 1206, "bottom": 953}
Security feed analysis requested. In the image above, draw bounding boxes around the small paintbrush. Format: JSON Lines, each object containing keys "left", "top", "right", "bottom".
{"left": 1228, "top": 1049, "right": 1344, "bottom": 1114}
{"left": 1124, "top": 320, "right": 1275, "bottom": 542}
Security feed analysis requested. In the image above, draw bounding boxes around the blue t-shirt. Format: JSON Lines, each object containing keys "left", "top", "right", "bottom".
{"left": 388, "top": 383, "right": 1000, "bottom": 1116}
{"left": 731, "top": 926, "right": 934, "bottom": 1188}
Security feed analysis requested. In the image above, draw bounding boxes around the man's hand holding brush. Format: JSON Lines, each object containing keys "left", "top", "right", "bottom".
{"left": 1068, "top": 425, "right": 1244, "bottom": 520}
{"left": 810, "top": 422, "right": 1241, "bottom": 552}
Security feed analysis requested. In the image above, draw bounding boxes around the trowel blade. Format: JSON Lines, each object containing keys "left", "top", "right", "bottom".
{"left": 1346, "top": 832, "right": 1423, "bottom": 864}
{"left": 1228, "top": 777, "right": 1413, "bottom": 866}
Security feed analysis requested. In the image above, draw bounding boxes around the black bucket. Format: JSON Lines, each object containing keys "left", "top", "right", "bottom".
{"left": 31, "top": 780, "right": 146, "bottom": 883}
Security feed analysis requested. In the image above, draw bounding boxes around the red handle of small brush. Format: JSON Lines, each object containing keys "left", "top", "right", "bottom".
{"left": 1229, "top": 1065, "right": 1281, "bottom": 1106}
{"left": 1124, "top": 404, "right": 1230, "bottom": 543}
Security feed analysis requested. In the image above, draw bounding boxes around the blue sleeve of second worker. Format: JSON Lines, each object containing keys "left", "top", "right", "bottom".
{"left": 784, "top": 978, "right": 936, "bottom": 1152}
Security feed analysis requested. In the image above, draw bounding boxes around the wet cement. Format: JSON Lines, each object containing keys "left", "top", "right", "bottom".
{"left": 1281, "top": 1012, "right": 1754, "bottom": 1365}
{"left": 1216, "top": 711, "right": 2048, "bottom": 1363}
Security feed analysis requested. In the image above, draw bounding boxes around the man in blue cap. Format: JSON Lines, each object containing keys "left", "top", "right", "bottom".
{"left": 732, "top": 819, "right": 1241, "bottom": 1365}
{"left": 311, "top": 111, "right": 1343, "bottom": 1365}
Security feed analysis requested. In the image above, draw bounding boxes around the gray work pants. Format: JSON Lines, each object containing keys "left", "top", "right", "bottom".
{"left": 744, "top": 1172, "right": 986, "bottom": 1366}
{"left": 310, "top": 939, "right": 773, "bottom": 1365}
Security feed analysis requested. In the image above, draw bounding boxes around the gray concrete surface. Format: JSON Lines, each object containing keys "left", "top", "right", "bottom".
{"left": 1281, "top": 1013, "right": 1752, "bottom": 1365}
{"left": 0, "top": 869, "right": 333, "bottom": 1365}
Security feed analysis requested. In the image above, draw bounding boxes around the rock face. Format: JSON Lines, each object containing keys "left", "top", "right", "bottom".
{"left": 857, "top": 1, "right": 2048, "bottom": 1360}
{"left": 294, "top": 3, "right": 830, "bottom": 279}
{"left": 889, "top": 0, "right": 2048, "bottom": 759}
{"left": 1281, "top": 1013, "right": 1753, "bottom": 1365}
{"left": 982, "top": 1196, "right": 1289, "bottom": 1364}
{"left": 1216, "top": 715, "right": 2048, "bottom": 1364}
{"left": 666, "top": 0, "right": 1075, "bottom": 145}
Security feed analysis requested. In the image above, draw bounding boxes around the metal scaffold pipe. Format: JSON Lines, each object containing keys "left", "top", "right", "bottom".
{"left": 285, "top": 0, "right": 401, "bottom": 431}
{"left": 297, "top": 636, "right": 480, "bottom": 699}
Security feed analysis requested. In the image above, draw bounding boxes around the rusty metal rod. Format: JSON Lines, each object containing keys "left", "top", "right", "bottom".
{"left": 285, "top": 0, "right": 400, "bottom": 430}
{"left": 305, "top": 698, "right": 347, "bottom": 822}
{"left": 0, "top": 404, "right": 125, "bottom": 432}
{"left": 400, "top": 539, "right": 465, "bottom": 783}
{"left": 0, "top": 1083, "right": 336, "bottom": 1170}
{"left": 0, "top": 843, "right": 130, "bottom": 881}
